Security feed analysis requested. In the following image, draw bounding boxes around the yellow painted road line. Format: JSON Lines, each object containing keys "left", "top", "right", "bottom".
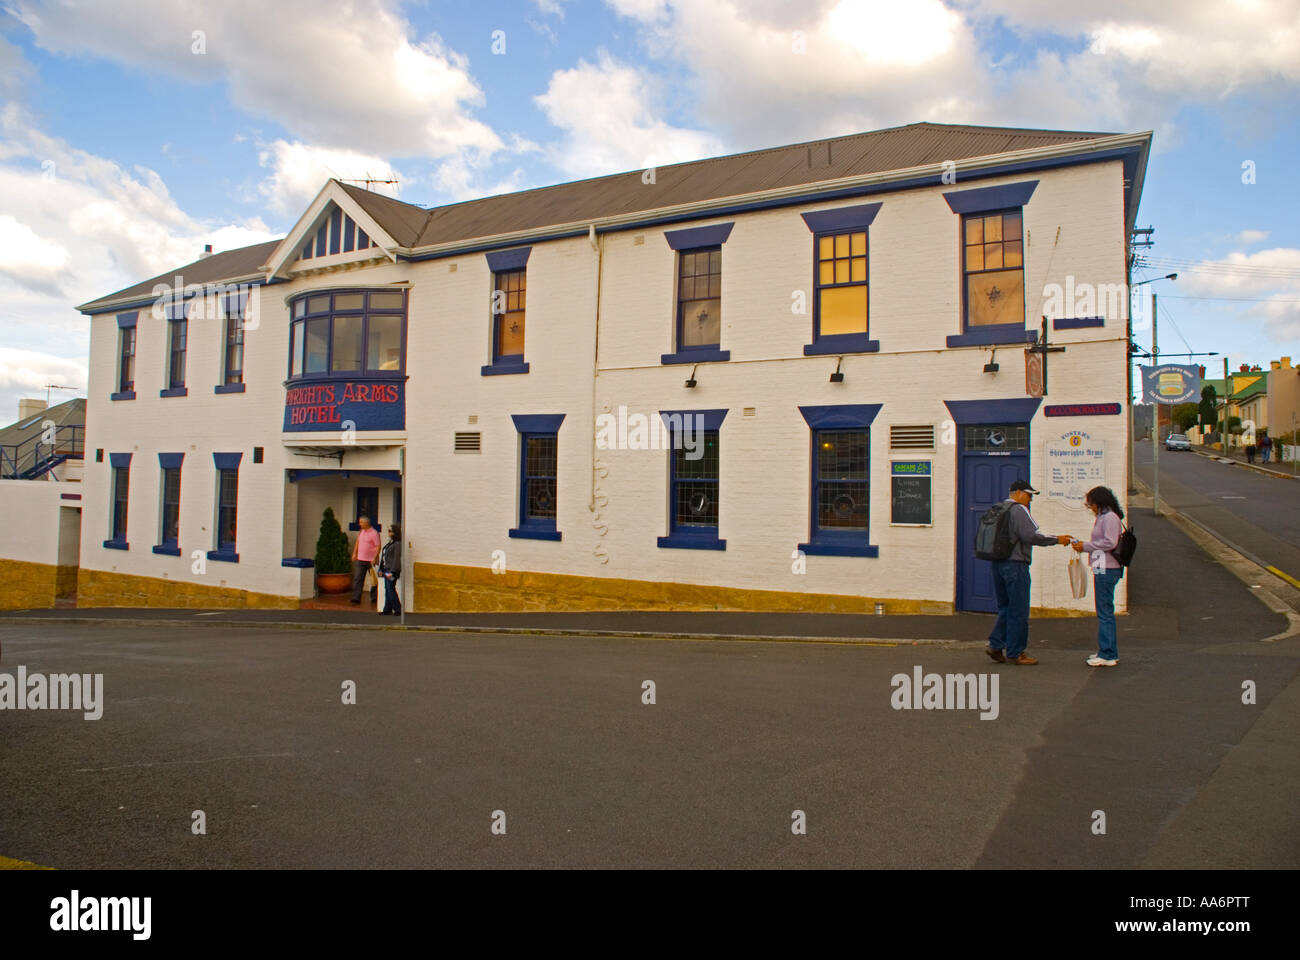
{"left": 0, "top": 854, "right": 54, "bottom": 870}
{"left": 1265, "top": 565, "right": 1300, "bottom": 590}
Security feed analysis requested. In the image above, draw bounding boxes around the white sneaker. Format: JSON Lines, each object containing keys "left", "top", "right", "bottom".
{"left": 1086, "top": 656, "right": 1118, "bottom": 667}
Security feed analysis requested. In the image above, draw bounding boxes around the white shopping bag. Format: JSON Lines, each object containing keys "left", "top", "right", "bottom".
{"left": 1067, "top": 554, "right": 1088, "bottom": 600}
{"left": 374, "top": 565, "right": 383, "bottom": 613}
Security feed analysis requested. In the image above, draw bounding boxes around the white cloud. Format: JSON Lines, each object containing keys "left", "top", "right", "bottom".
{"left": 0, "top": 106, "right": 277, "bottom": 397}
{"left": 598, "top": 0, "right": 1300, "bottom": 147}
{"left": 605, "top": 0, "right": 670, "bottom": 21}
{"left": 534, "top": 53, "right": 726, "bottom": 178}
{"left": 0, "top": 347, "right": 88, "bottom": 424}
{"left": 534, "top": 0, "right": 568, "bottom": 17}
{"left": 1171, "top": 248, "right": 1300, "bottom": 342}
{"left": 0, "top": 347, "right": 87, "bottom": 396}
{"left": 0, "top": 27, "right": 31, "bottom": 95}
{"left": 0, "top": 214, "right": 71, "bottom": 295}
{"left": 1237, "top": 229, "right": 1270, "bottom": 245}
{"left": 257, "top": 140, "right": 402, "bottom": 215}
{"left": 9, "top": 0, "right": 502, "bottom": 159}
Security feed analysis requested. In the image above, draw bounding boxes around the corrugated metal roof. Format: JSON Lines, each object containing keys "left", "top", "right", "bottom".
{"left": 79, "top": 240, "right": 281, "bottom": 313}
{"left": 81, "top": 122, "right": 1119, "bottom": 312}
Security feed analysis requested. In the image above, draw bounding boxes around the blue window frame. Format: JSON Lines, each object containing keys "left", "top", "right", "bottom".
{"left": 104, "top": 452, "right": 131, "bottom": 549}
{"left": 797, "top": 404, "right": 882, "bottom": 557}
{"left": 162, "top": 302, "right": 187, "bottom": 396}
{"left": 220, "top": 292, "right": 246, "bottom": 389}
{"left": 943, "top": 180, "right": 1038, "bottom": 348}
{"left": 154, "top": 452, "right": 183, "bottom": 556}
{"left": 113, "top": 313, "right": 137, "bottom": 400}
{"left": 509, "top": 414, "right": 564, "bottom": 540}
{"left": 657, "top": 409, "right": 727, "bottom": 550}
{"left": 482, "top": 248, "right": 531, "bottom": 376}
{"left": 801, "top": 202, "right": 881, "bottom": 355}
{"left": 209, "top": 452, "right": 241, "bottom": 563}
{"left": 662, "top": 223, "right": 733, "bottom": 364}
{"left": 287, "top": 289, "right": 407, "bottom": 380}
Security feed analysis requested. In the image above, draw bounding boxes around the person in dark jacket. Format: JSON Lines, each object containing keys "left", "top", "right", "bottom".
{"left": 378, "top": 523, "right": 402, "bottom": 615}
{"left": 1259, "top": 432, "right": 1273, "bottom": 464}
{"left": 986, "top": 480, "right": 1071, "bottom": 665}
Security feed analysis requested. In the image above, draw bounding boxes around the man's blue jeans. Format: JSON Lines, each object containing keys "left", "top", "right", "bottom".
{"left": 1094, "top": 567, "right": 1123, "bottom": 660}
{"left": 1261, "top": 447, "right": 1271, "bottom": 463}
{"left": 988, "top": 561, "right": 1031, "bottom": 658}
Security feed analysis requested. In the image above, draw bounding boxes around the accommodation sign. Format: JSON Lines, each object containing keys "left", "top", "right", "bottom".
{"left": 1044, "top": 403, "right": 1121, "bottom": 417}
{"left": 1046, "top": 430, "right": 1104, "bottom": 505}
{"left": 283, "top": 379, "right": 405, "bottom": 432}
{"left": 1140, "top": 364, "right": 1201, "bottom": 405}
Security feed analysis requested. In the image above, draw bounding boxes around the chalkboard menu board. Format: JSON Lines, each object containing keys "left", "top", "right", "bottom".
{"left": 891, "top": 461, "right": 932, "bottom": 525}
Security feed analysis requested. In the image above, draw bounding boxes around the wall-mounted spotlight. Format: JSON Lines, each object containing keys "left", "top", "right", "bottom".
{"left": 684, "top": 364, "right": 698, "bottom": 389}
{"left": 983, "top": 348, "right": 999, "bottom": 374}
{"left": 829, "top": 356, "right": 845, "bottom": 383}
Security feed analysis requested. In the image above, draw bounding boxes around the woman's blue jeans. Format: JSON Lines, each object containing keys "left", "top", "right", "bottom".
{"left": 1094, "top": 567, "right": 1123, "bottom": 660}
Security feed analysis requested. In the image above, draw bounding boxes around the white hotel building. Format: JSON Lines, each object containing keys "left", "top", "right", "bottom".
{"left": 72, "top": 122, "right": 1150, "bottom": 615}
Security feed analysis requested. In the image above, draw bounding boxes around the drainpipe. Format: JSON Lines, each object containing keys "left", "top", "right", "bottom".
{"left": 588, "top": 224, "right": 603, "bottom": 511}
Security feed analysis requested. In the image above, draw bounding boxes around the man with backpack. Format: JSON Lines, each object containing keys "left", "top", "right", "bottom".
{"left": 980, "top": 480, "right": 1072, "bottom": 665}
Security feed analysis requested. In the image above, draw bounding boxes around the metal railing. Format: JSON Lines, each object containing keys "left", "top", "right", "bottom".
{"left": 0, "top": 424, "right": 85, "bottom": 480}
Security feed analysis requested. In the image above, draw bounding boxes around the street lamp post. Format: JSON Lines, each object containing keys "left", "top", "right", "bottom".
{"left": 1131, "top": 274, "right": 1177, "bottom": 513}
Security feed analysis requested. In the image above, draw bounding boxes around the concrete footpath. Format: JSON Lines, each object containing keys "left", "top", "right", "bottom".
{"left": 1, "top": 504, "right": 1293, "bottom": 645}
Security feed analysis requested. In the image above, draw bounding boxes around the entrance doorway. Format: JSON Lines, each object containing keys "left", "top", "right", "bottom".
{"left": 956, "top": 423, "right": 1029, "bottom": 613}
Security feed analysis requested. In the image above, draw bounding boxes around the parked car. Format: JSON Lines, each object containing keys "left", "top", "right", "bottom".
{"left": 1165, "top": 433, "right": 1191, "bottom": 451}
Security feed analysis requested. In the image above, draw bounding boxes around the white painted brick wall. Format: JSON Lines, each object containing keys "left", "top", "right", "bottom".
{"left": 78, "top": 159, "right": 1131, "bottom": 612}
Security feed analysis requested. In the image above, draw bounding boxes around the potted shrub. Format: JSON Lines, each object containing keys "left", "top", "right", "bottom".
{"left": 314, "top": 506, "right": 353, "bottom": 594}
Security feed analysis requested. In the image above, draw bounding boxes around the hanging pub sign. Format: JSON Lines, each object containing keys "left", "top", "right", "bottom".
{"left": 1140, "top": 364, "right": 1201, "bottom": 405}
{"left": 283, "top": 379, "right": 406, "bottom": 432}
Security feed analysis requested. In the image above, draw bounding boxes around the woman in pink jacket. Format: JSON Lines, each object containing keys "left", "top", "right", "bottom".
{"left": 1071, "top": 486, "right": 1125, "bottom": 667}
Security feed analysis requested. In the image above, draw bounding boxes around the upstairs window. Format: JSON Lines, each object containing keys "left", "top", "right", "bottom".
{"left": 801, "top": 202, "right": 881, "bottom": 355}
{"left": 482, "top": 247, "right": 531, "bottom": 376}
{"left": 287, "top": 290, "right": 406, "bottom": 380}
{"left": 223, "top": 293, "right": 245, "bottom": 386}
{"left": 963, "top": 210, "right": 1024, "bottom": 329}
{"left": 115, "top": 313, "right": 137, "bottom": 399}
{"left": 163, "top": 301, "right": 188, "bottom": 395}
{"left": 493, "top": 269, "right": 526, "bottom": 362}
{"left": 676, "top": 247, "right": 722, "bottom": 352}
{"left": 662, "top": 222, "right": 733, "bottom": 364}
{"left": 942, "top": 180, "right": 1036, "bottom": 347}
{"left": 119, "top": 327, "right": 136, "bottom": 391}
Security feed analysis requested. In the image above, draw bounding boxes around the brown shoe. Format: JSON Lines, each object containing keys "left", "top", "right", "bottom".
{"left": 985, "top": 647, "right": 1006, "bottom": 663}
{"left": 1007, "top": 653, "right": 1038, "bottom": 665}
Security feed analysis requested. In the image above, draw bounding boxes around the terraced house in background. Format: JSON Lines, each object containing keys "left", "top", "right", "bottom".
{"left": 66, "top": 122, "right": 1151, "bottom": 615}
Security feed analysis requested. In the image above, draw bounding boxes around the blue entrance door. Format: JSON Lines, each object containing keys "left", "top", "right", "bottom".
{"left": 957, "top": 427, "right": 1029, "bottom": 613}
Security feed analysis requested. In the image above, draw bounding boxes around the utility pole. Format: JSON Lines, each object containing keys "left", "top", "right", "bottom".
{"left": 1152, "top": 290, "right": 1160, "bottom": 515}
{"left": 1222, "top": 357, "right": 1230, "bottom": 453}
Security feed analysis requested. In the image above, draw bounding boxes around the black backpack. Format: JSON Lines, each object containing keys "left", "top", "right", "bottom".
{"left": 974, "top": 501, "right": 1016, "bottom": 561}
{"left": 1113, "top": 520, "right": 1137, "bottom": 566}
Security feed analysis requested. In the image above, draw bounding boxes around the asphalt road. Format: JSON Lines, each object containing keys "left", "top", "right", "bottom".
{"left": 1135, "top": 440, "right": 1300, "bottom": 586}
{"left": 1, "top": 510, "right": 1296, "bottom": 869}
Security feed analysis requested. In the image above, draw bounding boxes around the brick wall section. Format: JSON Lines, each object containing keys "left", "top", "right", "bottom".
{"left": 77, "top": 568, "right": 297, "bottom": 608}
{"left": 0, "top": 558, "right": 62, "bottom": 609}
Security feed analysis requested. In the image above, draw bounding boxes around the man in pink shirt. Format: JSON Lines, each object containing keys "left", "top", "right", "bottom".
{"left": 350, "top": 515, "right": 381, "bottom": 604}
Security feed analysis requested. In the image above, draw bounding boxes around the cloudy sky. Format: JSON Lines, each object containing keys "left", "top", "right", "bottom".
{"left": 1, "top": 0, "right": 1298, "bottom": 417}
